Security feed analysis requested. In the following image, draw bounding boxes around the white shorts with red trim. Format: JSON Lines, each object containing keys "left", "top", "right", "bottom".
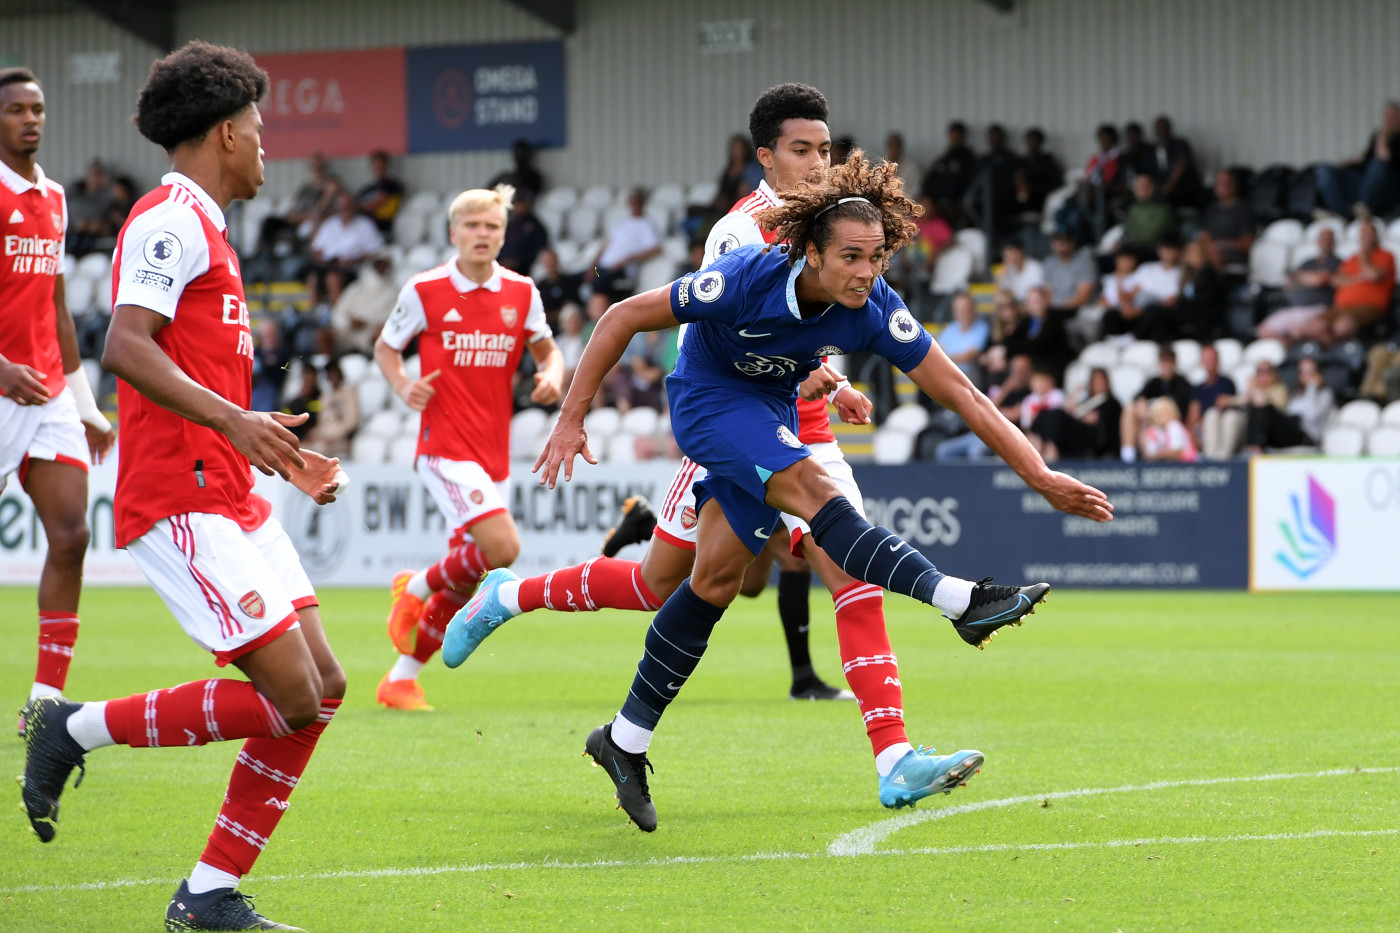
{"left": 126, "top": 511, "right": 315, "bottom": 666}
{"left": 781, "top": 441, "right": 864, "bottom": 554}
{"left": 0, "top": 387, "right": 88, "bottom": 493}
{"left": 416, "top": 455, "right": 511, "bottom": 543}
{"left": 652, "top": 456, "right": 705, "bottom": 551}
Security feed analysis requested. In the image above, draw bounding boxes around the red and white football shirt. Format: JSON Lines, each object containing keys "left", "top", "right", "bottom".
{"left": 0, "top": 159, "right": 66, "bottom": 396}
{"left": 380, "top": 259, "right": 548, "bottom": 481}
{"left": 703, "top": 179, "right": 836, "bottom": 445}
{"left": 111, "top": 172, "right": 268, "bottom": 548}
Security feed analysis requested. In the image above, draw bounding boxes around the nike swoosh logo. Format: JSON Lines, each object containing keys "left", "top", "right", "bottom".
{"left": 888, "top": 542, "right": 901, "bottom": 551}
{"left": 612, "top": 759, "right": 627, "bottom": 783}
{"left": 797, "top": 625, "right": 809, "bottom": 634}
{"left": 738, "top": 328, "right": 772, "bottom": 338}
{"left": 667, "top": 682, "right": 682, "bottom": 690}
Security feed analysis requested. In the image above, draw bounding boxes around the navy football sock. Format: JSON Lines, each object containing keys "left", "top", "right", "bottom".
{"left": 807, "top": 497, "right": 945, "bottom": 607}
{"left": 619, "top": 580, "right": 726, "bottom": 730}
{"left": 777, "top": 569, "right": 813, "bottom": 674}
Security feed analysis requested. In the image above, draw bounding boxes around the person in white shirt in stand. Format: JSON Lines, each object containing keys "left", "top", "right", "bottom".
{"left": 306, "top": 190, "right": 384, "bottom": 307}
{"left": 994, "top": 240, "right": 1044, "bottom": 303}
{"left": 584, "top": 187, "right": 661, "bottom": 322}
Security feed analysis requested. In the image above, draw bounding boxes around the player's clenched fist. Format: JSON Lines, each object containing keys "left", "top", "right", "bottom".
{"left": 398, "top": 369, "right": 441, "bottom": 411}
{"left": 533, "top": 414, "right": 596, "bottom": 489}
{"left": 225, "top": 409, "right": 306, "bottom": 480}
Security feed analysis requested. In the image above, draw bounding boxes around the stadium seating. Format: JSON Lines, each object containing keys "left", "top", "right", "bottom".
{"left": 955, "top": 228, "right": 989, "bottom": 275}
{"left": 871, "top": 426, "right": 916, "bottom": 464}
{"left": 930, "top": 246, "right": 974, "bottom": 296}
{"left": 351, "top": 433, "right": 388, "bottom": 464}
{"left": 1365, "top": 425, "right": 1400, "bottom": 456}
{"left": 579, "top": 184, "right": 614, "bottom": 211}
{"left": 883, "top": 403, "right": 930, "bottom": 435}
{"left": 1336, "top": 398, "right": 1381, "bottom": 431}
{"left": 1248, "top": 241, "right": 1290, "bottom": 288}
{"left": 1261, "top": 218, "right": 1304, "bottom": 248}
{"left": 387, "top": 434, "right": 419, "bottom": 467}
{"left": 1242, "top": 338, "right": 1286, "bottom": 367}
{"left": 564, "top": 205, "right": 601, "bottom": 242}
{"left": 1321, "top": 424, "right": 1365, "bottom": 456}
{"left": 583, "top": 406, "right": 621, "bottom": 442}
{"left": 1381, "top": 400, "right": 1400, "bottom": 426}
{"left": 1109, "top": 363, "right": 1148, "bottom": 401}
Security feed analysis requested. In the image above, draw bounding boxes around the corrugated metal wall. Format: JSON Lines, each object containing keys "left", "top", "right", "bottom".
{"left": 5, "top": 0, "right": 1397, "bottom": 198}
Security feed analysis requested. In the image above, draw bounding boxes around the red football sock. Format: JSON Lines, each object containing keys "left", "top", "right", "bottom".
{"left": 424, "top": 542, "right": 491, "bottom": 593}
{"left": 517, "top": 557, "right": 662, "bottom": 613}
{"left": 102, "top": 679, "right": 291, "bottom": 747}
{"left": 35, "top": 612, "right": 79, "bottom": 691}
{"left": 200, "top": 698, "right": 341, "bottom": 877}
{"left": 412, "top": 589, "right": 469, "bottom": 663}
{"left": 833, "top": 582, "right": 908, "bottom": 757}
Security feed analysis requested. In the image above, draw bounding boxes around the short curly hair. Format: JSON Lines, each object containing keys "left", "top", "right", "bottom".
{"left": 756, "top": 149, "right": 920, "bottom": 267}
{"left": 748, "top": 83, "right": 829, "bottom": 153}
{"left": 0, "top": 67, "right": 39, "bottom": 92}
{"left": 134, "top": 41, "right": 268, "bottom": 151}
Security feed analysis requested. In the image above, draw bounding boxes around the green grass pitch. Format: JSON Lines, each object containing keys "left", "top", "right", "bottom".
{"left": 1, "top": 585, "right": 1397, "bottom": 931}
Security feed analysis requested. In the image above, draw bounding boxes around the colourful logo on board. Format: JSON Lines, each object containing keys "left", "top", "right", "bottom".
{"left": 1275, "top": 475, "right": 1336, "bottom": 579}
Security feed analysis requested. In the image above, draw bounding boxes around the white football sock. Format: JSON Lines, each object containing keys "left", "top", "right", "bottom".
{"left": 406, "top": 570, "right": 432, "bottom": 600}
{"left": 497, "top": 580, "right": 522, "bottom": 615}
{"left": 65, "top": 701, "right": 114, "bottom": 751}
{"left": 187, "top": 861, "right": 241, "bottom": 895}
{"left": 388, "top": 656, "right": 425, "bottom": 682}
{"left": 29, "top": 682, "right": 61, "bottom": 701}
{"left": 876, "top": 742, "right": 916, "bottom": 777}
{"left": 609, "top": 713, "right": 653, "bottom": 754}
{"left": 932, "top": 576, "right": 975, "bottom": 619}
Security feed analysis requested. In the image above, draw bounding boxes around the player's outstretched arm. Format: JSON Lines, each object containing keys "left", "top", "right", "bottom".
{"left": 534, "top": 286, "right": 678, "bottom": 488}
{"left": 905, "top": 341, "right": 1113, "bottom": 523}
{"left": 104, "top": 304, "right": 307, "bottom": 479}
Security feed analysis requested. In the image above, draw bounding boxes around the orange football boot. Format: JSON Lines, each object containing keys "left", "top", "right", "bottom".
{"left": 386, "top": 570, "right": 425, "bottom": 654}
{"left": 376, "top": 674, "right": 433, "bottom": 711}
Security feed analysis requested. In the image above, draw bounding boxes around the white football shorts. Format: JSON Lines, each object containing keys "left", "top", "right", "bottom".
{"left": 0, "top": 387, "right": 88, "bottom": 493}
{"left": 415, "top": 455, "right": 511, "bottom": 546}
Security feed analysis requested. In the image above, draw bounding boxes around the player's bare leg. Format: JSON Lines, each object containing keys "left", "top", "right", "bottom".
{"left": 382, "top": 513, "right": 521, "bottom": 708}
{"left": 18, "top": 459, "right": 90, "bottom": 734}
{"left": 587, "top": 499, "right": 756, "bottom": 831}
{"left": 765, "top": 457, "right": 1047, "bottom": 648}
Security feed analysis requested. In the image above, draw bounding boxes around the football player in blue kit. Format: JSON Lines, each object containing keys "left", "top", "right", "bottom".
{"left": 535, "top": 151, "right": 1114, "bottom": 831}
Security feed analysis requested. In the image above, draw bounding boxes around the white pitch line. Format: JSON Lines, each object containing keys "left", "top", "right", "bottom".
{"left": 827, "top": 765, "right": 1400, "bottom": 856}
{"left": 3, "top": 767, "right": 1395, "bottom": 897}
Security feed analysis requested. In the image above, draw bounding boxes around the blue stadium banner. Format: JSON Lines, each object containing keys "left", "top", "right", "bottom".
{"left": 850, "top": 461, "right": 1249, "bottom": 588}
{"left": 406, "top": 41, "right": 566, "bottom": 154}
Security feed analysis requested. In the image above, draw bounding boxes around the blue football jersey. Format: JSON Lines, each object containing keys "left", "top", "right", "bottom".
{"left": 668, "top": 244, "right": 931, "bottom": 400}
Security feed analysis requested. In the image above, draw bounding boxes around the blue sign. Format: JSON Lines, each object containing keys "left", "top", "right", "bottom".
{"left": 850, "top": 461, "right": 1249, "bottom": 588}
{"left": 406, "top": 40, "right": 566, "bottom": 153}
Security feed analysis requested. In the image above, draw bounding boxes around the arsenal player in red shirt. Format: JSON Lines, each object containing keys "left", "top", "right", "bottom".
{"left": 18, "top": 42, "right": 345, "bottom": 932}
{"left": 375, "top": 184, "right": 562, "bottom": 710}
{"left": 0, "top": 67, "right": 114, "bottom": 733}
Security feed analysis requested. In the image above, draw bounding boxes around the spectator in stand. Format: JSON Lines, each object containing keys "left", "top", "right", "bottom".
{"left": 1240, "top": 355, "right": 1333, "bottom": 453}
{"left": 1120, "top": 174, "right": 1178, "bottom": 259}
{"left": 302, "top": 358, "right": 360, "bottom": 459}
{"left": 1086, "top": 246, "right": 1141, "bottom": 343}
{"left": 556, "top": 304, "right": 589, "bottom": 392}
{"left": 830, "top": 135, "right": 856, "bottom": 167}
{"left": 884, "top": 131, "right": 923, "bottom": 198}
{"left": 584, "top": 187, "right": 661, "bottom": 322}
{"left": 488, "top": 138, "right": 546, "bottom": 198}
{"left": 65, "top": 158, "right": 115, "bottom": 256}
{"left": 1140, "top": 396, "right": 1197, "bottom": 461}
{"left": 978, "top": 292, "right": 1025, "bottom": 388}
{"left": 1043, "top": 227, "right": 1098, "bottom": 318}
{"left": 1019, "top": 367, "right": 1066, "bottom": 431}
{"left": 965, "top": 123, "right": 1022, "bottom": 243}
{"left": 1018, "top": 286, "right": 1072, "bottom": 380}
{"left": 105, "top": 175, "right": 136, "bottom": 235}
{"left": 1359, "top": 341, "right": 1400, "bottom": 403}
{"left": 921, "top": 120, "right": 977, "bottom": 228}
{"left": 286, "top": 152, "right": 332, "bottom": 228}
{"left": 1055, "top": 124, "right": 1123, "bottom": 244}
{"left": 1200, "top": 358, "right": 1287, "bottom": 459}
{"left": 1198, "top": 168, "right": 1256, "bottom": 278}
{"left": 1121, "top": 234, "right": 1184, "bottom": 343}
{"left": 994, "top": 240, "right": 1044, "bottom": 302}
{"left": 1294, "top": 219, "right": 1395, "bottom": 347}
{"left": 1315, "top": 102, "right": 1400, "bottom": 218}
{"left": 255, "top": 152, "right": 331, "bottom": 266}
{"left": 1149, "top": 115, "right": 1206, "bottom": 210}
{"left": 888, "top": 194, "right": 952, "bottom": 309}
{"left": 355, "top": 150, "right": 404, "bottom": 236}
{"left": 934, "top": 353, "right": 1032, "bottom": 460}
{"left": 1185, "top": 344, "right": 1236, "bottom": 449}
{"left": 936, "top": 292, "right": 990, "bottom": 389}
{"left": 1173, "top": 238, "right": 1228, "bottom": 342}
{"left": 718, "top": 133, "right": 763, "bottom": 210}
{"left": 307, "top": 191, "right": 385, "bottom": 307}
{"left": 325, "top": 249, "right": 396, "bottom": 356}
{"left": 1029, "top": 366, "right": 1122, "bottom": 461}
{"left": 282, "top": 364, "right": 321, "bottom": 441}
{"left": 606, "top": 330, "right": 669, "bottom": 413}
{"left": 1015, "top": 127, "right": 1063, "bottom": 215}
{"left": 1120, "top": 345, "right": 1192, "bottom": 461}
{"left": 250, "top": 319, "right": 292, "bottom": 413}
{"left": 1119, "top": 122, "right": 1153, "bottom": 186}
{"left": 498, "top": 187, "right": 549, "bottom": 274}
{"left": 535, "top": 247, "right": 584, "bottom": 330}
{"left": 1256, "top": 227, "right": 1341, "bottom": 342}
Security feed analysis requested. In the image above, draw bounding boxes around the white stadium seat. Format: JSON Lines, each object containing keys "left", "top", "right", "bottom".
{"left": 1381, "top": 400, "right": 1400, "bottom": 427}
{"left": 883, "top": 403, "right": 930, "bottom": 434}
{"left": 404, "top": 244, "right": 440, "bottom": 273}
{"left": 362, "top": 409, "right": 403, "bottom": 439}
{"left": 1365, "top": 425, "right": 1400, "bottom": 456}
{"left": 686, "top": 180, "right": 718, "bottom": 209}
{"left": 392, "top": 209, "right": 429, "bottom": 246}
{"left": 644, "top": 203, "right": 675, "bottom": 238}
{"left": 1096, "top": 224, "right": 1124, "bottom": 255}
{"left": 607, "top": 432, "right": 638, "bottom": 463}
{"left": 1242, "top": 338, "right": 1286, "bottom": 367}
{"left": 1120, "top": 340, "right": 1161, "bottom": 370}
{"left": 955, "top": 228, "right": 988, "bottom": 274}
{"left": 601, "top": 202, "right": 631, "bottom": 234}
{"left": 64, "top": 275, "right": 96, "bottom": 317}
{"left": 338, "top": 353, "right": 369, "bottom": 385}
{"left": 1261, "top": 218, "right": 1304, "bottom": 247}
{"left": 579, "top": 184, "right": 614, "bottom": 210}
{"left": 635, "top": 255, "right": 675, "bottom": 293}
{"left": 649, "top": 183, "right": 685, "bottom": 210}
{"left": 356, "top": 377, "right": 390, "bottom": 415}
{"left": 1248, "top": 241, "right": 1290, "bottom": 288}
{"left": 510, "top": 408, "right": 548, "bottom": 458}
{"left": 662, "top": 235, "right": 690, "bottom": 264}
{"left": 1077, "top": 341, "right": 1120, "bottom": 368}
{"left": 930, "top": 245, "right": 973, "bottom": 294}
{"left": 1213, "top": 338, "right": 1243, "bottom": 371}
{"left": 1062, "top": 360, "right": 1091, "bottom": 399}
{"left": 584, "top": 406, "right": 621, "bottom": 441}
{"left": 75, "top": 251, "right": 111, "bottom": 282}
{"left": 350, "top": 434, "right": 388, "bottom": 464}
{"left": 1170, "top": 339, "right": 1202, "bottom": 372}
{"left": 872, "top": 427, "right": 915, "bottom": 465}
{"left": 538, "top": 185, "right": 578, "bottom": 214}
{"left": 1320, "top": 424, "right": 1364, "bottom": 457}
{"left": 537, "top": 206, "right": 565, "bottom": 242}
{"left": 387, "top": 434, "right": 419, "bottom": 467}
{"left": 1336, "top": 399, "right": 1381, "bottom": 431}
{"left": 1109, "top": 364, "right": 1148, "bottom": 402}
{"left": 564, "top": 205, "right": 601, "bottom": 242}
{"left": 620, "top": 406, "right": 659, "bottom": 436}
